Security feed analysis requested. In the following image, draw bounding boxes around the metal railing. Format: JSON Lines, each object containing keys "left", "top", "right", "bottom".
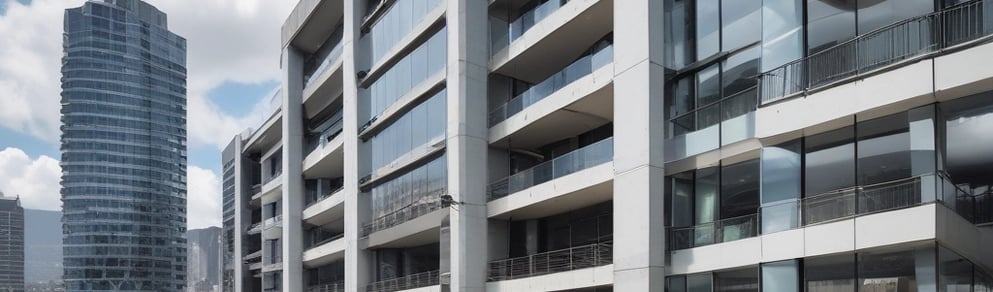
{"left": 247, "top": 222, "right": 263, "bottom": 234}
{"left": 306, "top": 111, "right": 345, "bottom": 155}
{"left": 264, "top": 170, "right": 282, "bottom": 185}
{"left": 487, "top": 240, "right": 613, "bottom": 281}
{"left": 306, "top": 185, "right": 345, "bottom": 208}
{"left": 308, "top": 282, "right": 345, "bottom": 292}
{"left": 804, "top": 176, "right": 922, "bottom": 225}
{"left": 488, "top": 45, "right": 613, "bottom": 126}
{"left": 488, "top": 137, "right": 613, "bottom": 201}
{"left": 308, "top": 232, "right": 345, "bottom": 249}
{"left": 491, "top": 0, "right": 569, "bottom": 54}
{"left": 937, "top": 172, "right": 993, "bottom": 225}
{"left": 362, "top": 190, "right": 446, "bottom": 237}
{"left": 304, "top": 23, "right": 345, "bottom": 88}
{"left": 669, "top": 213, "right": 759, "bottom": 250}
{"left": 759, "top": 0, "right": 992, "bottom": 104}
{"left": 366, "top": 270, "right": 440, "bottom": 292}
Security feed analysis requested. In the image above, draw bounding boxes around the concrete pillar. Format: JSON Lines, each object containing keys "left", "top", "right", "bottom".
{"left": 446, "top": 0, "right": 489, "bottom": 291}
{"left": 342, "top": 0, "right": 372, "bottom": 290}
{"left": 612, "top": 0, "right": 667, "bottom": 290}
{"left": 232, "top": 137, "right": 247, "bottom": 292}
{"left": 280, "top": 46, "right": 305, "bottom": 292}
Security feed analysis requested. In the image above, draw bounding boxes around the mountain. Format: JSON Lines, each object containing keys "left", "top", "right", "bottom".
{"left": 187, "top": 226, "right": 222, "bottom": 292}
{"left": 24, "top": 209, "right": 62, "bottom": 284}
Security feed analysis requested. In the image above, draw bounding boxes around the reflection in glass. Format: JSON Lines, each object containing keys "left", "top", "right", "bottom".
{"left": 762, "top": 260, "right": 798, "bottom": 292}
{"left": 672, "top": 172, "right": 695, "bottom": 228}
{"left": 722, "top": 46, "right": 760, "bottom": 99}
{"left": 721, "top": 0, "right": 761, "bottom": 51}
{"left": 688, "top": 273, "right": 713, "bottom": 292}
{"left": 696, "top": 167, "right": 719, "bottom": 224}
{"left": 856, "top": 0, "right": 932, "bottom": 34}
{"left": 858, "top": 245, "right": 934, "bottom": 292}
{"left": 367, "top": 28, "right": 447, "bottom": 121}
{"left": 805, "top": 254, "right": 856, "bottom": 292}
{"left": 806, "top": 0, "right": 856, "bottom": 54}
{"left": 762, "top": 0, "right": 803, "bottom": 71}
{"left": 721, "top": 159, "right": 760, "bottom": 219}
{"left": 697, "top": 0, "right": 720, "bottom": 59}
{"left": 665, "top": 0, "right": 695, "bottom": 70}
{"left": 715, "top": 267, "right": 758, "bottom": 292}
{"left": 857, "top": 112, "right": 911, "bottom": 185}
{"left": 805, "top": 127, "right": 855, "bottom": 196}
{"left": 940, "top": 246, "right": 974, "bottom": 292}
{"left": 697, "top": 63, "right": 721, "bottom": 107}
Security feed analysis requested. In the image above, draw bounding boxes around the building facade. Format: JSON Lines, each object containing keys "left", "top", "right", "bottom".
{"left": 0, "top": 194, "right": 24, "bottom": 292}
{"left": 60, "top": 0, "right": 188, "bottom": 291}
{"left": 225, "top": 0, "right": 993, "bottom": 291}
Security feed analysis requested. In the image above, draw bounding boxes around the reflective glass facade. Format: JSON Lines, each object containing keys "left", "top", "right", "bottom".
{"left": 60, "top": 0, "right": 187, "bottom": 291}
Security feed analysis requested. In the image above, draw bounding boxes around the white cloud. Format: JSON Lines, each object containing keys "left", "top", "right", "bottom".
{"left": 0, "top": 147, "right": 61, "bottom": 211}
{"left": 0, "top": 0, "right": 292, "bottom": 149}
{"left": 187, "top": 165, "right": 222, "bottom": 229}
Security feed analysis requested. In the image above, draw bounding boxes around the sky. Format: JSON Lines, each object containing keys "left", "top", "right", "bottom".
{"left": 0, "top": 0, "right": 295, "bottom": 229}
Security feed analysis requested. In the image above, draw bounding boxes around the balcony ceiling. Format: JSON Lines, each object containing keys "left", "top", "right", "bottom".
{"left": 287, "top": 0, "right": 344, "bottom": 53}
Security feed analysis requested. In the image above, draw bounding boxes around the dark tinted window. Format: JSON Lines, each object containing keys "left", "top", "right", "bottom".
{"left": 806, "top": 0, "right": 857, "bottom": 54}
{"left": 721, "top": 159, "right": 760, "bottom": 219}
{"left": 857, "top": 112, "right": 911, "bottom": 185}
{"left": 857, "top": 0, "right": 933, "bottom": 34}
{"left": 721, "top": 0, "right": 762, "bottom": 51}
{"left": 805, "top": 127, "right": 856, "bottom": 195}
{"left": 805, "top": 254, "right": 856, "bottom": 292}
{"left": 697, "top": 0, "right": 721, "bottom": 59}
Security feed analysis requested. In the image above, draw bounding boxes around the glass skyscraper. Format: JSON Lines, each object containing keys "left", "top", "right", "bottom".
{"left": 60, "top": 0, "right": 187, "bottom": 290}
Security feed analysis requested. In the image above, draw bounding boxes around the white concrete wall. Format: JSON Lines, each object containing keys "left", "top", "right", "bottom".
{"left": 279, "top": 46, "right": 305, "bottom": 292}
{"left": 485, "top": 265, "right": 614, "bottom": 292}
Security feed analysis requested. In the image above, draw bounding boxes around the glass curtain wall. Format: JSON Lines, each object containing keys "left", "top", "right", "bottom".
{"left": 365, "top": 28, "right": 447, "bottom": 122}
{"left": 762, "top": 260, "right": 799, "bottom": 292}
{"left": 365, "top": 0, "right": 444, "bottom": 64}
{"left": 369, "top": 154, "right": 447, "bottom": 222}
{"left": 668, "top": 159, "right": 760, "bottom": 249}
{"left": 761, "top": 140, "right": 802, "bottom": 233}
{"left": 368, "top": 89, "right": 447, "bottom": 172}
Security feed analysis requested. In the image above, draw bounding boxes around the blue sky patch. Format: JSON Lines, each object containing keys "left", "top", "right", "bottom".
{"left": 0, "top": 127, "right": 58, "bottom": 159}
{"left": 207, "top": 80, "right": 279, "bottom": 117}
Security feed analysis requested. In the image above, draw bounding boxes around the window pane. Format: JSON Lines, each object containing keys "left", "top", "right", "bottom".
{"left": 939, "top": 246, "right": 973, "bottom": 292}
{"left": 698, "top": 64, "right": 721, "bottom": 106}
{"left": 805, "top": 127, "right": 855, "bottom": 196}
{"left": 805, "top": 253, "right": 856, "bottom": 292}
{"left": 688, "top": 273, "right": 714, "bottom": 292}
{"left": 762, "top": 260, "right": 798, "bottom": 292}
{"left": 665, "top": 0, "right": 694, "bottom": 70}
{"left": 806, "top": 0, "right": 856, "bottom": 54}
{"left": 859, "top": 245, "right": 935, "bottom": 292}
{"left": 721, "top": 0, "right": 761, "bottom": 51}
{"left": 857, "top": 112, "right": 911, "bottom": 185}
{"left": 721, "top": 159, "right": 760, "bottom": 219}
{"left": 695, "top": 167, "right": 719, "bottom": 224}
{"left": 857, "top": 0, "right": 932, "bottom": 34}
{"left": 762, "top": 140, "right": 802, "bottom": 203}
{"left": 762, "top": 0, "right": 803, "bottom": 71}
{"left": 669, "top": 276, "right": 688, "bottom": 292}
{"left": 722, "top": 45, "right": 760, "bottom": 98}
{"left": 671, "top": 76, "right": 695, "bottom": 118}
{"left": 672, "top": 172, "right": 695, "bottom": 227}
{"left": 715, "top": 267, "right": 758, "bottom": 292}
{"left": 697, "top": 0, "right": 721, "bottom": 59}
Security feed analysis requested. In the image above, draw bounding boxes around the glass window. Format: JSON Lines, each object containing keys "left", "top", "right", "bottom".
{"left": 805, "top": 127, "right": 855, "bottom": 196}
{"left": 695, "top": 167, "right": 719, "bottom": 224}
{"left": 762, "top": 0, "right": 804, "bottom": 71}
{"left": 856, "top": 112, "right": 911, "bottom": 185}
{"left": 697, "top": 0, "right": 721, "bottom": 59}
{"left": 722, "top": 45, "right": 760, "bottom": 98}
{"left": 858, "top": 245, "right": 935, "bottom": 292}
{"left": 762, "top": 260, "right": 798, "bottom": 292}
{"left": 806, "top": 0, "right": 856, "bottom": 54}
{"left": 698, "top": 64, "right": 722, "bottom": 106}
{"left": 856, "top": 0, "right": 932, "bottom": 34}
{"left": 688, "top": 273, "right": 714, "bottom": 292}
{"left": 671, "top": 76, "right": 695, "bottom": 118}
{"left": 762, "top": 140, "right": 802, "bottom": 234}
{"left": 672, "top": 171, "right": 695, "bottom": 227}
{"left": 940, "top": 94, "right": 993, "bottom": 191}
{"left": 670, "top": 276, "right": 688, "bottom": 292}
{"left": 805, "top": 253, "right": 856, "bottom": 292}
{"left": 721, "top": 159, "right": 760, "bottom": 219}
{"left": 939, "top": 246, "right": 974, "bottom": 292}
{"left": 715, "top": 267, "right": 758, "bottom": 292}
{"left": 721, "top": 0, "right": 761, "bottom": 51}
{"left": 665, "top": 0, "right": 694, "bottom": 70}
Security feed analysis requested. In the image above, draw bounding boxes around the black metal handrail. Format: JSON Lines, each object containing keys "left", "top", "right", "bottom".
{"left": 366, "top": 270, "right": 439, "bottom": 292}
{"left": 759, "top": 0, "right": 992, "bottom": 104}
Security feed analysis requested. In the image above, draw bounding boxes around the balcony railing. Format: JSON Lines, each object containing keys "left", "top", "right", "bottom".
{"left": 309, "top": 282, "right": 345, "bottom": 292}
{"left": 264, "top": 171, "right": 282, "bottom": 185}
{"left": 305, "top": 111, "right": 345, "bottom": 155}
{"left": 245, "top": 249, "right": 262, "bottom": 260}
{"left": 362, "top": 190, "right": 446, "bottom": 237}
{"left": 491, "top": 0, "right": 569, "bottom": 54}
{"left": 264, "top": 215, "right": 283, "bottom": 230}
{"left": 804, "top": 176, "right": 923, "bottom": 225}
{"left": 488, "top": 44, "right": 613, "bottom": 126}
{"left": 251, "top": 184, "right": 263, "bottom": 197}
{"left": 247, "top": 222, "right": 263, "bottom": 234}
{"left": 937, "top": 172, "right": 993, "bottom": 225}
{"left": 487, "top": 240, "right": 613, "bottom": 281}
{"left": 759, "top": 0, "right": 993, "bottom": 104}
{"left": 306, "top": 184, "right": 345, "bottom": 208}
{"left": 669, "top": 213, "right": 759, "bottom": 250}
{"left": 488, "top": 137, "right": 613, "bottom": 201}
{"left": 308, "top": 232, "right": 345, "bottom": 249}
{"left": 366, "top": 270, "right": 439, "bottom": 292}
{"left": 304, "top": 23, "right": 345, "bottom": 88}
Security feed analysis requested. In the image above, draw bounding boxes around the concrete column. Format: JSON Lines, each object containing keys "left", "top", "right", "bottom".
{"left": 612, "top": 0, "right": 667, "bottom": 291}
{"left": 342, "top": 0, "right": 372, "bottom": 291}
{"left": 446, "top": 0, "right": 489, "bottom": 291}
{"left": 280, "top": 46, "right": 305, "bottom": 292}
{"left": 231, "top": 137, "right": 247, "bottom": 292}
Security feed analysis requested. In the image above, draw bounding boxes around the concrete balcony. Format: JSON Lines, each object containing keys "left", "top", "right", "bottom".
{"left": 367, "top": 270, "right": 441, "bottom": 292}
{"left": 303, "top": 235, "right": 345, "bottom": 268}
{"left": 302, "top": 188, "right": 345, "bottom": 226}
{"left": 262, "top": 215, "right": 282, "bottom": 239}
{"left": 282, "top": 0, "right": 343, "bottom": 51}
{"left": 490, "top": 0, "right": 612, "bottom": 83}
{"left": 303, "top": 131, "right": 344, "bottom": 180}
{"left": 365, "top": 208, "right": 447, "bottom": 249}
{"left": 488, "top": 138, "right": 613, "bottom": 219}
{"left": 486, "top": 264, "right": 613, "bottom": 292}
{"left": 489, "top": 47, "right": 614, "bottom": 149}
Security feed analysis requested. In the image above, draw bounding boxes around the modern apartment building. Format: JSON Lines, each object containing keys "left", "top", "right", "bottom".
{"left": 0, "top": 194, "right": 24, "bottom": 292}
{"left": 224, "top": 0, "right": 993, "bottom": 291}
{"left": 60, "top": 0, "right": 188, "bottom": 291}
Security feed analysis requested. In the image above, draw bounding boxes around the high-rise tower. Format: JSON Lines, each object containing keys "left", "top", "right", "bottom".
{"left": 0, "top": 194, "right": 24, "bottom": 292}
{"left": 60, "top": 0, "right": 187, "bottom": 290}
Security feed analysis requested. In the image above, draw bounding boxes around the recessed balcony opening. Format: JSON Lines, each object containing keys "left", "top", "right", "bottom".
{"left": 305, "top": 261, "right": 344, "bottom": 292}
{"left": 488, "top": 202, "right": 613, "bottom": 281}
{"left": 368, "top": 243, "right": 441, "bottom": 292}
